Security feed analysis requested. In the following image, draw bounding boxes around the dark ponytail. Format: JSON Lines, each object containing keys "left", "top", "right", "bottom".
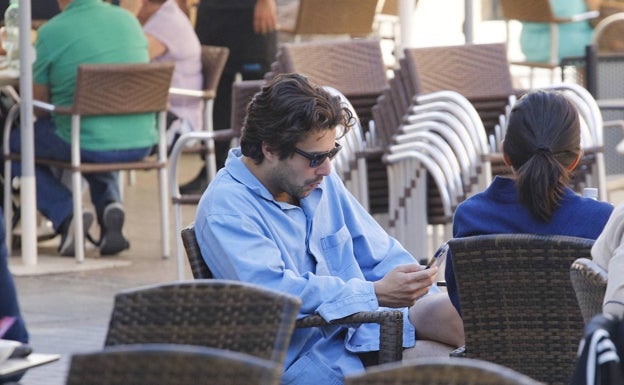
{"left": 503, "top": 90, "right": 581, "bottom": 222}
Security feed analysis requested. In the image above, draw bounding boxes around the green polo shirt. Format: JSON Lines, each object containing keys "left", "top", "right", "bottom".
{"left": 34, "top": 0, "right": 155, "bottom": 151}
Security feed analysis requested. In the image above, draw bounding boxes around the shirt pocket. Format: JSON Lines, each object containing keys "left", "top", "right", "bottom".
{"left": 319, "top": 225, "right": 360, "bottom": 277}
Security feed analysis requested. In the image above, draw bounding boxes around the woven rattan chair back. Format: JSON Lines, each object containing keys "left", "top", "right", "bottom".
{"left": 180, "top": 222, "right": 405, "bottom": 364}
{"left": 283, "top": 0, "right": 378, "bottom": 37}
{"left": 71, "top": 62, "right": 173, "bottom": 115}
{"left": 403, "top": 43, "right": 515, "bottom": 101}
{"left": 66, "top": 344, "right": 281, "bottom": 385}
{"left": 200, "top": 45, "right": 229, "bottom": 99}
{"left": 498, "top": 0, "right": 556, "bottom": 23}
{"left": 448, "top": 233, "right": 594, "bottom": 385}
{"left": 278, "top": 39, "right": 388, "bottom": 100}
{"left": 570, "top": 257, "right": 608, "bottom": 324}
{"left": 2, "top": 62, "right": 175, "bottom": 263}
{"left": 345, "top": 357, "right": 543, "bottom": 385}
{"left": 104, "top": 280, "right": 301, "bottom": 368}
{"left": 181, "top": 222, "right": 212, "bottom": 279}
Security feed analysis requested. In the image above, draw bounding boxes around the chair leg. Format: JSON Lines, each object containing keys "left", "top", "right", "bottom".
{"left": 174, "top": 202, "right": 185, "bottom": 280}
{"left": 4, "top": 157, "right": 12, "bottom": 254}
{"left": 158, "top": 167, "right": 170, "bottom": 260}
{"left": 72, "top": 170, "right": 85, "bottom": 263}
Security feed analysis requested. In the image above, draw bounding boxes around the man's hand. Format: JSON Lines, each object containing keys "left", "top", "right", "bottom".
{"left": 254, "top": 0, "right": 277, "bottom": 35}
{"left": 374, "top": 264, "right": 438, "bottom": 308}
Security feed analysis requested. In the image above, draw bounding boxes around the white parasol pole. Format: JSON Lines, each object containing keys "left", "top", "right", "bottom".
{"left": 17, "top": 0, "right": 36, "bottom": 265}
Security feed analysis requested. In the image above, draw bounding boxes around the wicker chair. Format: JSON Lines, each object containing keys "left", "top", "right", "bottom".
{"left": 570, "top": 257, "right": 608, "bottom": 324}
{"left": 344, "top": 357, "right": 543, "bottom": 385}
{"left": 279, "top": 0, "right": 378, "bottom": 42}
{"left": 2, "top": 62, "right": 174, "bottom": 263}
{"left": 104, "top": 279, "right": 301, "bottom": 369}
{"left": 402, "top": 42, "right": 606, "bottom": 198}
{"left": 498, "top": 0, "right": 598, "bottom": 86}
{"left": 273, "top": 38, "right": 389, "bottom": 215}
{"left": 448, "top": 233, "right": 594, "bottom": 385}
{"left": 168, "top": 45, "right": 230, "bottom": 180}
{"left": 168, "top": 79, "right": 264, "bottom": 280}
{"left": 66, "top": 343, "right": 281, "bottom": 385}
{"left": 180, "top": 223, "right": 404, "bottom": 365}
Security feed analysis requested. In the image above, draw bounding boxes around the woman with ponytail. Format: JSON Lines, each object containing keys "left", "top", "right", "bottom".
{"left": 444, "top": 89, "right": 614, "bottom": 316}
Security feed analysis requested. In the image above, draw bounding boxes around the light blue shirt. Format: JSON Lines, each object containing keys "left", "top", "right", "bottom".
{"left": 195, "top": 148, "right": 423, "bottom": 384}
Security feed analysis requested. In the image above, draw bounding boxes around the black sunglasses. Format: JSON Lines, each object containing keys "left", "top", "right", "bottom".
{"left": 293, "top": 142, "right": 342, "bottom": 168}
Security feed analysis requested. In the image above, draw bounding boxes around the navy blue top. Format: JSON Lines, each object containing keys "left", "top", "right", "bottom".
{"left": 444, "top": 176, "right": 614, "bottom": 314}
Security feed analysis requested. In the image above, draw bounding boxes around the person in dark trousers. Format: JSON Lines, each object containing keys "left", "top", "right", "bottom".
{"left": 181, "top": 0, "right": 277, "bottom": 194}
{"left": 0, "top": 0, "right": 60, "bottom": 20}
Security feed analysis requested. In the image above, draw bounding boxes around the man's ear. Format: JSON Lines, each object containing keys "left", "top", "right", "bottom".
{"left": 262, "top": 142, "right": 279, "bottom": 163}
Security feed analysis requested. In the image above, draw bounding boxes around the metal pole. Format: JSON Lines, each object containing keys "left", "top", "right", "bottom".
{"left": 18, "top": 0, "right": 37, "bottom": 265}
{"left": 464, "top": 0, "right": 473, "bottom": 43}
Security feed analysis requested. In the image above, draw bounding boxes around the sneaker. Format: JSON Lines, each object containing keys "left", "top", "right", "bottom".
{"left": 58, "top": 211, "right": 94, "bottom": 257}
{"left": 99, "top": 202, "right": 130, "bottom": 256}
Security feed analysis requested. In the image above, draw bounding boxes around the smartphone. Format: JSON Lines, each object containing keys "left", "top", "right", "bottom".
{"left": 425, "top": 243, "right": 449, "bottom": 269}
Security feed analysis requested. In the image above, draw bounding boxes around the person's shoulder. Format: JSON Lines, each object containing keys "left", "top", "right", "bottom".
{"left": 608, "top": 202, "right": 624, "bottom": 220}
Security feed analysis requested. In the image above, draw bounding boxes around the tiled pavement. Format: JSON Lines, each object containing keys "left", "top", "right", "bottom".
{"left": 9, "top": 153, "right": 202, "bottom": 385}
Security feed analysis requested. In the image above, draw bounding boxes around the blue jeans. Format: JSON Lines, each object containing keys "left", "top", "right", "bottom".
{"left": 9, "top": 117, "right": 152, "bottom": 231}
{"left": 0, "top": 205, "right": 28, "bottom": 343}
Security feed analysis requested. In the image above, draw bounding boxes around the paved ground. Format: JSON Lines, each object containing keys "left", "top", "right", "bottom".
{"left": 10, "top": 153, "right": 202, "bottom": 385}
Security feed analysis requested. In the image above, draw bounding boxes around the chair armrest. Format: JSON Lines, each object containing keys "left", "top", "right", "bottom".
{"left": 295, "top": 310, "right": 403, "bottom": 364}
{"left": 169, "top": 87, "right": 214, "bottom": 100}
{"left": 168, "top": 130, "right": 238, "bottom": 198}
{"left": 555, "top": 10, "right": 599, "bottom": 23}
{"left": 32, "top": 99, "right": 55, "bottom": 111}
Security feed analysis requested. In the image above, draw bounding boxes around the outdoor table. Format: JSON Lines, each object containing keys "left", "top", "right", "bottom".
{"left": 0, "top": 353, "right": 60, "bottom": 381}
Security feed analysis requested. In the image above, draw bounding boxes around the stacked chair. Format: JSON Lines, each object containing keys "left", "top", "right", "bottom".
{"left": 399, "top": 42, "right": 607, "bottom": 197}
{"left": 169, "top": 79, "right": 264, "bottom": 280}
{"left": 271, "top": 38, "right": 390, "bottom": 215}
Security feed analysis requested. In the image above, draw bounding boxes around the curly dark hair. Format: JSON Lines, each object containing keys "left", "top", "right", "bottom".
{"left": 240, "top": 73, "right": 356, "bottom": 164}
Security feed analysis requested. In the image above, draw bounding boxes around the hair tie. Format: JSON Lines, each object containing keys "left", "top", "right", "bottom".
{"left": 535, "top": 147, "right": 551, "bottom": 155}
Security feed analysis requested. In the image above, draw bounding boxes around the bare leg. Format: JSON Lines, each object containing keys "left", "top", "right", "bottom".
{"left": 409, "top": 291, "right": 465, "bottom": 348}
{"left": 402, "top": 340, "right": 455, "bottom": 361}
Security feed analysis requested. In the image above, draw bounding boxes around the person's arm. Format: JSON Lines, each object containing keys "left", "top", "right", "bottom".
{"left": 33, "top": 83, "right": 50, "bottom": 119}
{"left": 592, "top": 204, "right": 624, "bottom": 319}
{"left": 253, "top": 0, "right": 277, "bottom": 34}
{"left": 145, "top": 32, "right": 166, "bottom": 60}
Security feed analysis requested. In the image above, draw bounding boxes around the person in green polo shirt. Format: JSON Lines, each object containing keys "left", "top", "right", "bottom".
{"left": 9, "top": 0, "right": 154, "bottom": 256}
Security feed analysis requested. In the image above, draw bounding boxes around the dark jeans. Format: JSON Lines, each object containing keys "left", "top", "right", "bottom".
{"left": 9, "top": 117, "right": 152, "bottom": 230}
{"left": 195, "top": 4, "right": 276, "bottom": 169}
{"left": 0, "top": 205, "right": 28, "bottom": 344}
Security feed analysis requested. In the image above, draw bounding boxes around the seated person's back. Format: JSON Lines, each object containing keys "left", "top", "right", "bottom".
{"left": 445, "top": 90, "right": 614, "bottom": 314}
{"left": 35, "top": 0, "right": 155, "bottom": 152}
{"left": 137, "top": 0, "right": 203, "bottom": 137}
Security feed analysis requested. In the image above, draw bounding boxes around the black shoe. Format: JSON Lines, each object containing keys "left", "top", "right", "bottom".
{"left": 58, "top": 211, "right": 94, "bottom": 257}
{"left": 99, "top": 202, "right": 130, "bottom": 256}
{"left": 179, "top": 167, "right": 208, "bottom": 195}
